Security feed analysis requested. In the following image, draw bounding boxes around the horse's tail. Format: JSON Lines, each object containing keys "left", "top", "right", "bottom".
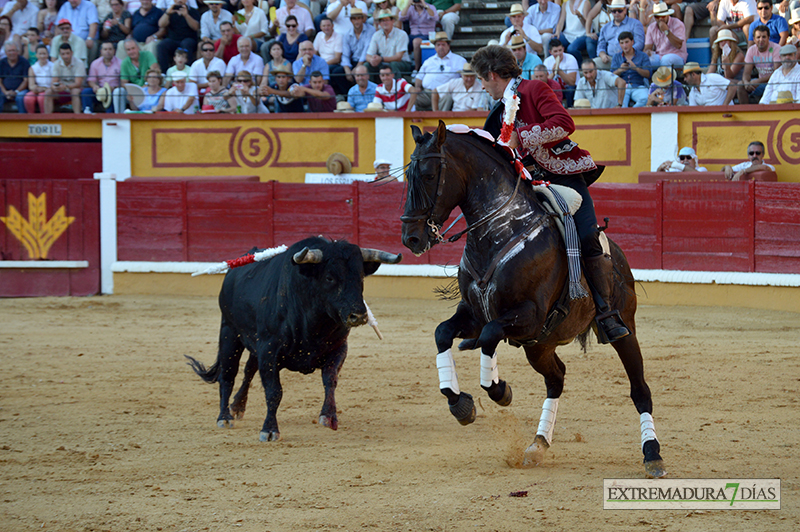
{"left": 184, "top": 355, "right": 220, "bottom": 384}
{"left": 577, "top": 329, "right": 591, "bottom": 353}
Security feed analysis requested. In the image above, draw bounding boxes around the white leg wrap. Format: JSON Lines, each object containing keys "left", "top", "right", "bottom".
{"left": 436, "top": 349, "right": 460, "bottom": 395}
{"left": 536, "top": 398, "right": 559, "bottom": 446}
{"left": 640, "top": 412, "right": 657, "bottom": 448}
{"left": 479, "top": 351, "right": 499, "bottom": 388}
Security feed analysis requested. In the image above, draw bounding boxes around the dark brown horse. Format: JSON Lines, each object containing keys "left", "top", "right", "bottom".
{"left": 400, "top": 121, "right": 666, "bottom": 478}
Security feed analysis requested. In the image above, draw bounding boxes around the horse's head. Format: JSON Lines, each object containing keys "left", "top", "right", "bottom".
{"left": 401, "top": 121, "right": 463, "bottom": 256}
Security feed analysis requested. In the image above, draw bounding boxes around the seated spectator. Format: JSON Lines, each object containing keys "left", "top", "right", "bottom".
{"left": 575, "top": 58, "right": 626, "bottom": 107}
{"left": 2, "top": 0, "right": 40, "bottom": 43}
{"left": 331, "top": 7, "right": 374, "bottom": 94}
{"left": 190, "top": 40, "right": 226, "bottom": 90}
{"left": 596, "top": 0, "right": 645, "bottom": 70}
{"left": 127, "top": 67, "right": 166, "bottom": 110}
{"left": 581, "top": 0, "right": 612, "bottom": 61}
{"left": 165, "top": 46, "right": 190, "bottom": 85}
{"left": 555, "top": 0, "right": 590, "bottom": 65}
{"left": 224, "top": 36, "right": 264, "bottom": 87}
{"left": 430, "top": 0, "right": 460, "bottom": 40}
{"left": 50, "top": 18, "right": 88, "bottom": 65}
{"left": 233, "top": 0, "right": 268, "bottom": 56}
{"left": 412, "top": 31, "right": 465, "bottom": 111}
{"left": 371, "top": 0, "right": 401, "bottom": 30}
{"left": 112, "top": 37, "right": 158, "bottom": 111}
{"left": 525, "top": 0, "right": 560, "bottom": 54}
{"left": 400, "top": 0, "right": 439, "bottom": 71}
{"left": 45, "top": 42, "right": 84, "bottom": 113}
{"left": 500, "top": 3, "right": 542, "bottom": 57}
{"left": 327, "top": 0, "right": 369, "bottom": 37}
{"left": 658, "top": 146, "right": 708, "bottom": 171}
{"left": 647, "top": 65, "right": 687, "bottom": 104}
{"left": 259, "top": 63, "right": 304, "bottom": 112}
{"left": 509, "top": 33, "right": 543, "bottom": 79}
{"left": 124, "top": 0, "right": 163, "bottom": 60}
{"left": 0, "top": 40, "right": 28, "bottom": 111}
{"left": 431, "top": 62, "right": 488, "bottom": 111}
{"left": 290, "top": 69, "right": 336, "bottom": 111}
{"left": 314, "top": 16, "right": 342, "bottom": 67}
{"left": 683, "top": 60, "right": 737, "bottom": 105}
{"left": 747, "top": 0, "right": 788, "bottom": 46}
{"left": 22, "top": 27, "right": 40, "bottom": 65}
{"left": 709, "top": 28, "right": 745, "bottom": 85}
{"left": 644, "top": 2, "right": 687, "bottom": 68}
{"left": 56, "top": 0, "right": 99, "bottom": 63}
{"left": 262, "top": 41, "right": 290, "bottom": 87}
{"left": 532, "top": 63, "right": 563, "bottom": 102}
{"left": 365, "top": 9, "right": 412, "bottom": 83}
{"left": 709, "top": 0, "right": 756, "bottom": 47}
{"left": 611, "top": 30, "right": 651, "bottom": 106}
{"left": 723, "top": 140, "right": 775, "bottom": 180}
{"left": 292, "top": 39, "right": 328, "bottom": 84}
{"left": 156, "top": 0, "right": 199, "bottom": 73}
{"left": 23, "top": 43, "right": 52, "bottom": 112}
{"left": 788, "top": 9, "right": 800, "bottom": 44}
{"left": 39, "top": 0, "right": 60, "bottom": 44}
{"left": 99, "top": 0, "right": 131, "bottom": 52}
{"left": 373, "top": 62, "right": 416, "bottom": 110}
{"left": 0, "top": 16, "right": 11, "bottom": 62}
{"left": 543, "top": 38, "right": 578, "bottom": 106}
{"left": 81, "top": 40, "right": 120, "bottom": 112}
{"left": 346, "top": 62, "right": 377, "bottom": 111}
{"left": 742, "top": 24, "right": 780, "bottom": 102}
{"left": 225, "top": 69, "right": 259, "bottom": 112}
{"left": 760, "top": 43, "right": 800, "bottom": 102}
{"left": 374, "top": 158, "right": 391, "bottom": 180}
{"left": 276, "top": 15, "right": 308, "bottom": 63}
{"left": 203, "top": 69, "right": 233, "bottom": 112}
{"left": 272, "top": 0, "right": 315, "bottom": 39}
{"left": 200, "top": 0, "right": 232, "bottom": 46}
{"left": 155, "top": 69, "right": 197, "bottom": 112}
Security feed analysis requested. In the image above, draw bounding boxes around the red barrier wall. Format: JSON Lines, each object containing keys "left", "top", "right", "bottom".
{"left": 0, "top": 141, "right": 103, "bottom": 181}
{"left": 0, "top": 179, "right": 100, "bottom": 296}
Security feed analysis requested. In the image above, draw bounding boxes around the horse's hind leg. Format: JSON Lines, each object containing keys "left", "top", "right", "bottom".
{"left": 612, "top": 332, "right": 667, "bottom": 478}
{"left": 520, "top": 344, "right": 566, "bottom": 466}
{"left": 230, "top": 351, "right": 258, "bottom": 420}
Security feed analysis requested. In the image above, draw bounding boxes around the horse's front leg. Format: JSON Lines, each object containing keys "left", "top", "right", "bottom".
{"left": 434, "top": 302, "right": 482, "bottom": 425}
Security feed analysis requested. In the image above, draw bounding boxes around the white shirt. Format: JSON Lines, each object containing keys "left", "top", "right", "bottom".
{"left": 156, "top": 0, "right": 198, "bottom": 9}
{"left": 717, "top": 0, "right": 757, "bottom": 27}
{"left": 1, "top": 1, "right": 40, "bottom": 36}
{"left": 234, "top": 7, "right": 269, "bottom": 38}
{"left": 189, "top": 56, "right": 227, "bottom": 84}
{"left": 416, "top": 51, "right": 467, "bottom": 90}
{"left": 759, "top": 63, "right": 800, "bottom": 104}
{"left": 435, "top": 77, "right": 488, "bottom": 111}
{"left": 163, "top": 83, "right": 199, "bottom": 113}
{"left": 688, "top": 73, "right": 731, "bottom": 106}
{"left": 326, "top": 0, "right": 368, "bottom": 36}
{"left": 313, "top": 31, "right": 343, "bottom": 64}
{"left": 200, "top": 9, "right": 233, "bottom": 41}
{"left": 731, "top": 160, "right": 776, "bottom": 171}
{"left": 499, "top": 23, "right": 542, "bottom": 56}
{"left": 225, "top": 53, "right": 265, "bottom": 82}
{"left": 574, "top": 69, "right": 620, "bottom": 108}
{"left": 31, "top": 60, "right": 54, "bottom": 88}
{"left": 543, "top": 53, "right": 580, "bottom": 82}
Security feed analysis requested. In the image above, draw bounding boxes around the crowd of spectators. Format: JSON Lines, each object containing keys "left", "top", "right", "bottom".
{"left": 2, "top": 0, "right": 800, "bottom": 113}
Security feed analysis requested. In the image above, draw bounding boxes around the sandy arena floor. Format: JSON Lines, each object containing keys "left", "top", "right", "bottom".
{"left": 0, "top": 294, "right": 798, "bottom": 531}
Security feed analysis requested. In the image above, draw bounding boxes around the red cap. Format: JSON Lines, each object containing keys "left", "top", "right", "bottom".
{"left": 57, "top": 18, "right": 72, "bottom": 26}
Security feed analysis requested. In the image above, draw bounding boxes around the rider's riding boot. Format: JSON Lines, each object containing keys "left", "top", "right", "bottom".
{"left": 584, "top": 254, "right": 630, "bottom": 344}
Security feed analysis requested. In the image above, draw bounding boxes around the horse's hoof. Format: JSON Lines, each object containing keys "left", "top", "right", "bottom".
{"left": 231, "top": 404, "right": 246, "bottom": 420}
{"left": 644, "top": 459, "right": 667, "bottom": 479}
{"left": 217, "top": 419, "right": 234, "bottom": 428}
{"left": 259, "top": 430, "right": 281, "bottom": 442}
{"left": 450, "top": 392, "right": 476, "bottom": 426}
{"left": 319, "top": 415, "right": 338, "bottom": 430}
{"left": 522, "top": 434, "right": 550, "bottom": 467}
{"left": 490, "top": 381, "right": 512, "bottom": 407}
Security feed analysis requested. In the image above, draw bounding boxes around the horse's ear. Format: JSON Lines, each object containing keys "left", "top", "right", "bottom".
{"left": 411, "top": 125, "right": 423, "bottom": 144}
{"left": 435, "top": 120, "right": 447, "bottom": 149}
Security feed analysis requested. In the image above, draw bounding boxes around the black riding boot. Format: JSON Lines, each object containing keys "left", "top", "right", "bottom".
{"left": 584, "top": 254, "right": 630, "bottom": 344}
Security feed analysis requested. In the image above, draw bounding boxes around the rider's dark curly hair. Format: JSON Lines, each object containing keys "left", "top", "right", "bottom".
{"left": 470, "top": 45, "right": 522, "bottom": 81}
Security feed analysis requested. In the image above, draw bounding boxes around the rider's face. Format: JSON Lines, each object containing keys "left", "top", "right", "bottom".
{"left": 477, "top": 71, "right": 506, "bottom": 100}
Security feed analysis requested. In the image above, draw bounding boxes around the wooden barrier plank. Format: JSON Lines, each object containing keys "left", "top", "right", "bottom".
{"left": 273, "top": 183, "right": 357, "bottom": 244}
{"left": 118, "top": 182, "right": 188, "bottom": 261}
{"left": 69, "top": 180, "right": 100, "bottom": 295}
{"left": 593, "top": 183, "right": 661, "bottom": 269}
{"left": 356, "top": 182, "right": 420, "bottom": 262}
{"left": 754, "top": 183, "right": 800, "bottom": 273}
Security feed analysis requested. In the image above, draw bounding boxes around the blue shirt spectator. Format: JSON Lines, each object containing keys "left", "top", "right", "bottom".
{"left": 525, "top": 0, "right": 560, "bottom": 34}
{"left": 598, "top": 16, "right": 645, "bottom": 56}
{"left": 56, "top": 0, "right": 100, "bottom": 40}
{"left": 347, "top": 78, "right": 377, "bottom": 111}
{"left": 292, "top": 52, "right": 330, "bottom": 83}
{"left": 0, "top": 54, "right": 29, "bottom": 90}
{"left": 611, "top": 49, "right": 650, "bottom": 87}
{"left": 341, "top": 22, "right": 375, "bottom": 69}
{"left": 278, "top": 33, "right": 309, "bottom": 63}
{"left": 748, "top": 14, "right": 789, "bottom": 45}
{"left": 131, "top": 3, "right": 164, "bottom": 43}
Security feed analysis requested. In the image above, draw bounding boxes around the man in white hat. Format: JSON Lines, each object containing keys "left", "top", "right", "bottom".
{"left": 574, "top": 58, "right": 626, "bottom": 108}
{"left": 365, "top": 9, "right": 412, "bottom": 82}
{"left": 156, "top": 69, "right": 197, "bottom": 112}
{"left": 525, "top": 0, "right": 560, "bottom": 54}
{"left": 82, "top": 41, "right": 120, "bottom": 112}
{"left": 657, "top": 146, "right": 708, "bottom": 172}
{"left": 431, "top": 62, "right": 489, "bottom": 111}
{"left": 760, "top": 43, "right": 800, "bottom": 103}
{"left": 346, "top": 63, "right": 378, "bottom": 111}
{"left": 596, "top": 0, "right": 646, "bottom": 70}
{"left": 644, "top": 2, "right": 688, "bottom": 68}
{"left": 331, "top": 7, "right": 375, "bottom": 94}
{"left": 500, "top": 3, "right": 542, "bottom": 56}
{"left": 413, "top": 31, "right": 466, "bottom": 110}
{"left": 747, "top": 0, "right": 789, "bottom": 47}
{"left": 709, "top": 0, "right": 757, "bottom": 47}
{"left": 683, "top": 60, "right": 737, "bottom": 105}
{"left": 373, "top": 158, "right": 391, "bottom": 180}
{"left": 509, "top": 34, "right": 543, "bottom": 79}
{"left": 723, "top": 140, "right": 775, "bottom": 180}
{"left": 199, "top": 0, "right": 231, "bottom": 43}
{"left": 742, "top": 24, "right": 780, "bottom": 103}
{"left": 326, "top": 0, "right": 369, "bottom": 37}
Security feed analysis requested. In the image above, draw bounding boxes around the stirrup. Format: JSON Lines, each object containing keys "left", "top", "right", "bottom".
{"left": 594, "top": 309, "right": 630, "bottom": 344}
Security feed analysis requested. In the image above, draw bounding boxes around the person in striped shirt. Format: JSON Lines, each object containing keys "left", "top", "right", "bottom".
{"left": 372, "top": 63, "right": 418, "bottom": 110}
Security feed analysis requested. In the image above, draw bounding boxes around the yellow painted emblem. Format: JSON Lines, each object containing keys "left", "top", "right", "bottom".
{"left": 1, "top": 193, "right": 75, "bottom": 259}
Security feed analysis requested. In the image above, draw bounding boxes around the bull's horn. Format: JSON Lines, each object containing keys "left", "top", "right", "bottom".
{"left": 293, "top": 247, "right": 323, "bottom": 264}
{"left": 361, "top": 248, "right": 403, "bottom": 264}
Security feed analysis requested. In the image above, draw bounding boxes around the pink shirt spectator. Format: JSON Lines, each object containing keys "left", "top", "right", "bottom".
{"left": 275, "top": 5, "right": 314, "bottom": 35}
{"left": 400, "top": 5, "right": 438, "bottom": 37}
{"left": 745, "top": 43, "right": 780, "bottom": 79}
{"left": 87, "top": 55, "right": 122, "bottom": 88}
{"left": 645, "top": 17, "right": 687, "bottom": 60}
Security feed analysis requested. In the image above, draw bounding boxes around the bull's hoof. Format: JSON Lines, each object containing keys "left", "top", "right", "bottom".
{"left": 216, "top": 418, "right": 234, "bottom": 428}
{"left": 319, "top": 415, "right": 338, "bottom": 430}
{"left": 488, "top": 380, "right": 512, "bottom": 407}
{"left": 259, "top": 430, "right": 281, "bottom": 442}
{"left": 522, "top": 434, "right": 550, "bottom": 467}
{"left": 644, "top": 459, "right": 667, "bottom": 479}
{"left": 449, "top": 392, "right": 476, "bottom": 426}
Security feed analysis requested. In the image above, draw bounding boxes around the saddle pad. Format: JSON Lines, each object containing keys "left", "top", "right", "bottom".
{"left": 535, "top": 184, "right": 582, "bottom": 216}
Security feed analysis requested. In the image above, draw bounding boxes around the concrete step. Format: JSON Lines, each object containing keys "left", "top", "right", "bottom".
{"left": 468, "top": 13, "right": 509, "bottom": 22}
{"left": 455, "top": 25, "right": 507, "bottom": 35}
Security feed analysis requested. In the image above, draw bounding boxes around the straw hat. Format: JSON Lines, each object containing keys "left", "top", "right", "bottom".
{"left": 652, "top": 1, "right": 674, "bottom": 17}
{"left": 376, "top": 9, "right": 396, "bottom": 20}
{"left": 334, "top": 101, "right": 354, "bottom": 112}
{"left": 573, "top": 98, "right": 591, "bottom": 109}
{"left": 790, "top": 9, "right": 800, "bottom": 25}
{"left": 775, "top": 90, "right": 794, "bottom": 104}
{"left": 682, "top": 61, "right": 702, "bottom": 74}
{"left": 326, "top": 153, "right": 352, "bottom": 175}
{"left": 271, "top": 64, "right": 293, "bottom": 75}
{"left": 460, "top": 63, "right": 476, "bottom": 75}
{"left": 349, "top": 7, "right": 366, "bottom": 18}
{"left": 652, "top": 66, "right": 677, "bottom": 87}
{"left": 432, "top": 31, "right": 450, "bottom": 43}
{"left": 714, "top": 29, "right": 737, "bottom": 44}
{"left": 96, "top": 82, "right": 112, "bottom": 108}
{"left": 608, "top": 0, "right": 627, "bottom": 9}
{"left": 509, "top": 3, "right": 524, "bottom": 16}
{"left": 365, "top": 102, "right": 385, "bottom": 112}
{"left": 509, "top": 34, "right": 526, "bottom": 50}
{"left": 780, "top": 43, "right": 797, "bottom": 55}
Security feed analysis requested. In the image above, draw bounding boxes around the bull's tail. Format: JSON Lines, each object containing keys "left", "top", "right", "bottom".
{"left": 184, "top": 355, "right": 220, "bottom": 384}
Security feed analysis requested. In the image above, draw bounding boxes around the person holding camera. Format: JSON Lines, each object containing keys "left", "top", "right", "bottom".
{"left": 400, "top": 0, "right": 438, "bottom": 71}
{"left": 156, "top": 0, "right": 199, "bottom": 72}
{"left": 610, "top": 30, "right": 651, "bottom": 106}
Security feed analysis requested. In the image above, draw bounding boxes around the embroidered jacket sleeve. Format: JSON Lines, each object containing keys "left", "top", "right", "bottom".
{"left": 515, "top": 79, "right": 575, "bottom": 154}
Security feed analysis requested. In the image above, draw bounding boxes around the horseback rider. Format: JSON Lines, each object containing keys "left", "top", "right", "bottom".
{"left": 470, "top": 44, "right": 630, "bottom": 344}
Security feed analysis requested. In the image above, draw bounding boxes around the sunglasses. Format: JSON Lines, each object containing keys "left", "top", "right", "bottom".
{"left": 285, "top": 24, "right": 297, "bottom": 28}
{"left": 749, "top": 151, "right": 763, "bottom": 156}
{"left": 610, "top": 8, "right": 625, "bottom": 13}
{"left": 202, "top": 47, "right": 214, "bottom": 52}
{"left": 679, "top": 155, "right": 692, "bottom": 161}
{"left": 237, "top": 79, "right": 251, "bottom": 82}
{"left": 758, "top": 5, "right": 771, "bottom": 8}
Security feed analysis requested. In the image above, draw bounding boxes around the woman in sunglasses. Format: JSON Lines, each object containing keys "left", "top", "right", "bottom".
{"left": 277, "top": 15, "right": 308, "bottom": 63}
{"left": 225, "top": 70, "right": 259, "bottom": 113}
{"left": 657, "top": 146, "right": 708, "bottom": 172}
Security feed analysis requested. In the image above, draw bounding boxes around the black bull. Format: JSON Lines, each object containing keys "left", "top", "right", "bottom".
{"left": 186, "top": 237, "right": 401, "bottom": 442}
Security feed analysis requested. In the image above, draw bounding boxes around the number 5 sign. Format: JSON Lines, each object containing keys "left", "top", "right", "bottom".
{"left": 236, "top": 128, "right": 274, "bottom": 168}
